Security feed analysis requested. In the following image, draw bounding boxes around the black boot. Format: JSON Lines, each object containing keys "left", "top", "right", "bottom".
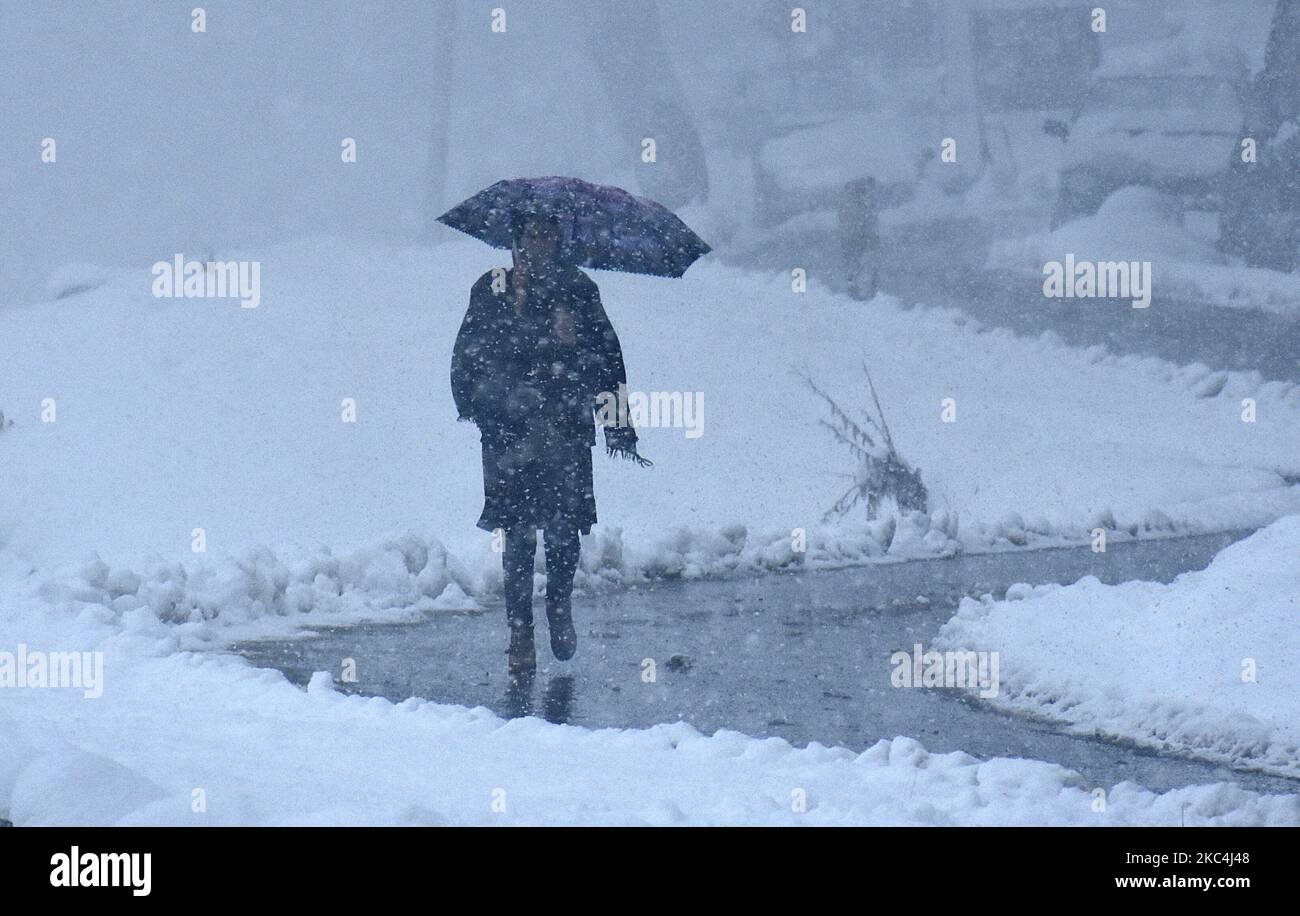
{"left": 507, "top": 620, "right": 536, "bottom": 677}
{"left": 545, "top": 594, "right": 576, "bottom": 661}
{"left": 544, "top": 526, "right": 580, "bottom": 661}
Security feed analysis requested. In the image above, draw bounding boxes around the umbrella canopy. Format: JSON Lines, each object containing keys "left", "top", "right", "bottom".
{"left": 437, "top": 176, "right": 710, "bottom": 278}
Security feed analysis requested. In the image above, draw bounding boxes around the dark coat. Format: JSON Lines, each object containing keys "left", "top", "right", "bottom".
{"left": 451, "top": 267, "right": 637, "bottom": 533}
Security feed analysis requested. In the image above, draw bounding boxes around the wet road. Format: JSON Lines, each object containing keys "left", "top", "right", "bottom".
{"left": 235, "top": 528, "right": 1300, "bottom": 796}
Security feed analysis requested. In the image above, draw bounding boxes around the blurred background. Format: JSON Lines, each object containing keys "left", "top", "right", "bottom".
{"left": 4, "top": 0, "right": 1293, "bottom": 311}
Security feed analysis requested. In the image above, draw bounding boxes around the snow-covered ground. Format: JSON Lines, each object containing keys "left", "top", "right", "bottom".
{"left": 3, "top": 237, "right": 1299, "bottom": 825}
{"left": 2, "top": 236, "right": 1297, "bottom": 626}
{"left": 938, "top": 514, "right": 1300, "bottom": 778}
{"left": 2, "top": 580, "right": 1298, "bottom": 826}
{"left": 990, "top": 187, "right": 1300, "bottom": 318}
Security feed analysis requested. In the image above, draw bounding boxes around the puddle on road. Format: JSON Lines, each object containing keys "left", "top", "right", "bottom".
{"left": 234, "top": 528, "right": 1300, "bottom": 797}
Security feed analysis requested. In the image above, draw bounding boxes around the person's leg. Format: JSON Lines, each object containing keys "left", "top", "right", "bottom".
{"left": 544, "top": 525, "right": 580, "bottom": 598}
{"left": 503, "top": 526, "right": 537, "bottom": 674}
{"left": 543, "top": 525, "right": 580, "bottom": 660}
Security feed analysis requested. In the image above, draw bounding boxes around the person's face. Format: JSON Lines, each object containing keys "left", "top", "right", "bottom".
{"left": 515, "top": 218, "right": 562, "bottom": 268}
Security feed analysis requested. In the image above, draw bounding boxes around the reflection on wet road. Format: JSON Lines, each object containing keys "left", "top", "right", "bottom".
{"left": 235, "top": 529, "right": 1300, "bottom": 796}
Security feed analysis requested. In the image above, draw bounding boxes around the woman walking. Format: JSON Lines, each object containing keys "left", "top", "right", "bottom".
{"left": 451, "top": 212, "right": 646, "bottom": 676}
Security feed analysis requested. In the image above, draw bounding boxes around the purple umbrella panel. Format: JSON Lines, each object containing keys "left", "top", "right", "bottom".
{"left": 437, "top": 176, "right": 711, "bottom": 278}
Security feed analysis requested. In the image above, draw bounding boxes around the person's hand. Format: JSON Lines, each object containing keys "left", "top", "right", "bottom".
{"left": 604, "top": 424, "right": 652, "bottom": 467}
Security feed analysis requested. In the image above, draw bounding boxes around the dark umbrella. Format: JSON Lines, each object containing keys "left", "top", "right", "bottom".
{"left": 436, "top": 176, "right": 710, "bottom": 278}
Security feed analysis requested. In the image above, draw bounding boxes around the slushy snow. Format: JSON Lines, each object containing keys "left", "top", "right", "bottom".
{"left": 1, "top": 586, "right": 1297, "bottom": 826}
{"left": 939, "top": 514, "right": 1300, "bottom": 777}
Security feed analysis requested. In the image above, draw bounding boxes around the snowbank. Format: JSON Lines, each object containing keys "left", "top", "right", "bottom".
{"left": 2, "top": 236, "right": 1298, "bottom": 636}
{"left": 0, "top": 591, "right": 1296, "bottom": 826}
{"left": 990, "top": 187, "right": 1300, "bottom": 317}
{"left": 44, "top": 262, "right": 112, "bottom": 301}
{"left": 938, "top": 515, "right": 1300, "bottom": 777}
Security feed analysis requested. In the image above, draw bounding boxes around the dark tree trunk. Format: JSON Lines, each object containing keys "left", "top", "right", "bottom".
{"left": 583, "top": 0, "right": 708, "bottom": 210}
{"left": 422, "top": 0, "right": 457, "bottom": 238}
{"left": 1217, "top": 0, "right": 1300, "bottom": 270}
